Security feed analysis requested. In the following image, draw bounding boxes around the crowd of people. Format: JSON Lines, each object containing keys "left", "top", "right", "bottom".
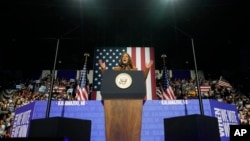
{"left": 0, "top": 72, "right": 250, "bottom": 138}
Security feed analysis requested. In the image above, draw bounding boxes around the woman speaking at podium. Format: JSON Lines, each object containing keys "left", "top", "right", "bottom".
{"left": 99, "top": 52, "right": 153, "bottom": 80}
{"left": 99, "top": 52, "right": 154, "bottom": 141}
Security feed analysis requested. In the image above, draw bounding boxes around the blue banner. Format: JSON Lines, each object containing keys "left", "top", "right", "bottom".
{"left": 209, "top": 100, "right": 240, "bottom": 141}
{"left": 11, "top": 101, "right": 36, "bottom": 137}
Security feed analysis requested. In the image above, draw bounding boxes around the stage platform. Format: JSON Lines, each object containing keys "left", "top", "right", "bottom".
{"left": 11, "top": 99, "right": 240, "bottom": 141}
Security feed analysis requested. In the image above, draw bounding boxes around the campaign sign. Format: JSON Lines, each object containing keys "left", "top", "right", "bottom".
{"left": 230, "top": 125, "right": 250, "bottom": 141}
{"left": 209, "top": 100, "right": 240, "bottom": 141}
{"left": 11, "top": 101, "right": 36, "bottom": 137}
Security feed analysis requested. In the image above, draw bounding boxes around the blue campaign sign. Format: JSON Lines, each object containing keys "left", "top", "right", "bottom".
{"left": 11, "top": 101, "right": 36, "bottom": 138}
{"left": 209, "top": 100, "right": 240, "bottom": 141}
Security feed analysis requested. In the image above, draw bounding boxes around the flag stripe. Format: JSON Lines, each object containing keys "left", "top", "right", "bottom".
{"left": 195, "top": 86, "right": 211, "bottom": 92}
{"left": 140, "top": 47, "right": 146, "bottom": 71}
{"left": 149, "top": 47, "right": 156, "bottom": 100}
{"left": 218, "top": 76, "right": 232, "bottom": 88}
{"left": 130, "top": 47, "right": 136, "bottom": 67}
{"left": 144, "top": 47, "right": 151, "bottom": 100}
{"left": 91, "top": 91, "right": 97, "bottom": 100}
{"left": 218, "top": 81, "right": 232, "bottom": 88}
{"left": 76, "top": 85, "right": 88, "bottom": 100}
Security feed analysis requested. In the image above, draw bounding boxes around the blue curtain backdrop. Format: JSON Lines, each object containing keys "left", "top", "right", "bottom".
{"left": 172, "top": 70, "right": 191, "bottom": 79}
{"left": 56, "top": 70, "right": 77, "bottom": 80}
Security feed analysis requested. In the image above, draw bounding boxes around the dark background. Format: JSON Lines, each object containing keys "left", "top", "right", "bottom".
{"left": 0, "top": 0, "right": 249, "bottom": 88}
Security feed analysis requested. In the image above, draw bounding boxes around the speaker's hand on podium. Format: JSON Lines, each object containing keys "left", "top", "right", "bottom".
{"left": 99, "top": 60, "right": 106, "bottom": 70}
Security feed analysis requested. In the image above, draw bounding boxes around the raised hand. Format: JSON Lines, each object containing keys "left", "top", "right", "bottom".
{"left": 146, "top": 60, "right": 154, "bottom": 69}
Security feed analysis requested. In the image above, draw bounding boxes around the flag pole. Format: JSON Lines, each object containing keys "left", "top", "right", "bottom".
{"left": 161, "top": 54, "right": 167, "bottom": 66}
{"left": 45, "top": 38, "right": 60, "bottom": 118}
{"left": 173, "top": 26, "right": 204, "bottom": 115}
{"left": 45, "top": 26, "right": 80, "bottom": 118}
{"left": 191, "top": 38, "right": 204, "bottom": 116}
{"left": 84, "top": 53, "right": 90, "bottom": 65}
{"left": 84, "top": 53, "right": 90, "bottom": 100}
{"left": 161, "top": 54, "right": 167, "bottom": 100}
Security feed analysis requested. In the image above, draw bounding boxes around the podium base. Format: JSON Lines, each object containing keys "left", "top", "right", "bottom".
{"left": 164, "top": 114, "right": 220, "bottom": 141}
{"left": 29, "top": 117, "right": 91, "bottom": 141}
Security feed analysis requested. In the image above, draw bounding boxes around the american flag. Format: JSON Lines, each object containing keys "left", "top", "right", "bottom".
{"left": 218, "top": 76, "right": 232, "bottom": 88}
{"left": 160, "top": 64, "right": 176, "bottom": 100}
{"left": 91, "top": 47, "right": 156, "bottom": 100}
{"left": 195, "top": 85, "right": 211, "bottom": 92}
{"left": 75, "top": 60, "right": 89, "bottom": 100}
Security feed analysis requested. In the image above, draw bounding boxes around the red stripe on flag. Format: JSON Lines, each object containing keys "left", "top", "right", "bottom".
{"left": 91, "top": 91, "right": 97, "bottom": 100}
{"left": 131, "top": 47, "right": 136, "bottom": 67}
{"left": 196, "top": 86, "right": 211, "bottom": 92}
{"left": 76, "top": 86, "right": 88, "bottom": 100}
{"left": 140, "top": 47, "right": 146, "bottom": 70}
{"left": 218, "top": 80, "right": 232, "bottom": 88}
{"left": 140, "top": 47, "right": 147, "bottom": 100}
{"left": 150, "top": 47, "right": 157, "bottom": 100}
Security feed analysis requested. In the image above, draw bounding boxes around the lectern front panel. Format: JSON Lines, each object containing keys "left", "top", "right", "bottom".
{"left": 101, "top": 70, "right": 146, "bottom": 99}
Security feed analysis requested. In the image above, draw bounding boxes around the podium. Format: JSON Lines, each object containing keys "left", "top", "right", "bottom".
{"left": 101, "top": 70, "right": 146, "bottom": 141}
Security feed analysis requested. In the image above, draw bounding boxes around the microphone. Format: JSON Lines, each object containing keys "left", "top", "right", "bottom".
{"left": 122, "top": 64, "right": 127, "bottom": 70}
{"left": 120, "top": 63, "right": 127, "bottom": 70}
